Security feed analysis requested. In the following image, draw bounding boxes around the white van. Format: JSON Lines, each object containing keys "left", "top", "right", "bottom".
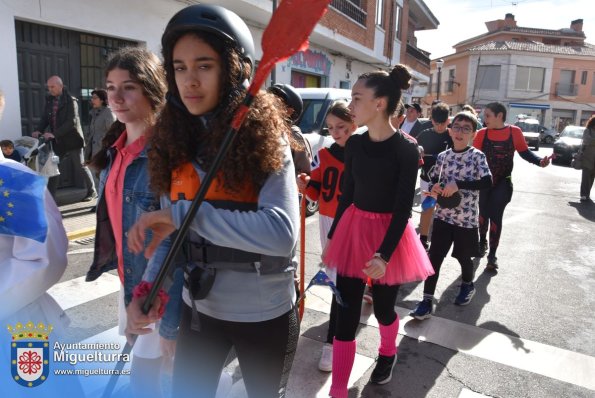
{"left": 295, "top": 88, "right": 353, "bottom": 155}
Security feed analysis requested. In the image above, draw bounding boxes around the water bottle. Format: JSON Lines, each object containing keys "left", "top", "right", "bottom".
{"left": 421, "top": 195, "right": 437, "bottom": 211}
{"left": 421, "top": 182, "right": 444, "bottom": 211}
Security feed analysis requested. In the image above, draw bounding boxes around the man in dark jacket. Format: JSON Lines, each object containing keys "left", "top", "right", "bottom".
{"left": 33, "top": 76, "right": 96, "bottom": 201}
{"left": 400, "top": 103, "right": 427, "bottom": 138}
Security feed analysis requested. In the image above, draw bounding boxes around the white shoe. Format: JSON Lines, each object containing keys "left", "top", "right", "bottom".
{"left": 318, "top": 343, "right": 333, "bottom": 372}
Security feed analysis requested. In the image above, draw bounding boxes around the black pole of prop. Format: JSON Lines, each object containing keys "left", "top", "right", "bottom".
{"left": 101, "top": 342, "right": 132, "bottom": 398}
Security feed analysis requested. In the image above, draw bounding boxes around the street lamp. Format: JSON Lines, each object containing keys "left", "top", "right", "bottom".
{"left": 436, "top": 58, "right": 444, "bottom": 101}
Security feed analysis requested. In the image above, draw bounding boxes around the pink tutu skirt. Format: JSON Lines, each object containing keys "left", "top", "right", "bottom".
{"left": 323, "top": 205, "right": 434, "bottom": 285}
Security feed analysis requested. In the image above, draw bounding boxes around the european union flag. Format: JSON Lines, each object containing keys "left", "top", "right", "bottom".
{"left": 305, "top": 270, "right": 345, "bottom": 306}
{"left": 0, "top": 165, "right": 48, "bottom": 242}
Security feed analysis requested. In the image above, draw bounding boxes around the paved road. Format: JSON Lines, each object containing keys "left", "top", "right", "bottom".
{"left": 50, "top": 146, "right": 595, "bottom": 397}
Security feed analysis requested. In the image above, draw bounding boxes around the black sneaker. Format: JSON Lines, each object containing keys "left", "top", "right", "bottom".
{"left": 409, "top": 298, "right": 433, "bottom": 320}
{"left": 477, "top": 240, "right": 488, "bottom": 257}
{"left": 486, "top": 256, "right": 498, "bottom": 271}
{"left": 369, "top": 354, "right": 397, "bottom": 384}
{"left": 454, "top": 282, "right": 476, "bottom": 306}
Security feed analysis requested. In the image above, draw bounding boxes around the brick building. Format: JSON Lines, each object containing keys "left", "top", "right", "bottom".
{"left": 423, "top": 13, "right": 595, "bottom": 131}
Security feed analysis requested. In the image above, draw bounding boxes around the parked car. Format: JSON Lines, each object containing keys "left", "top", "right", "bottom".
{"left": 553, "top": 125, "right": 585, "bottom": 164}
{"left": 295, "top": 88, "right": 352, "bottom": 216}
{"left": 539, "top": 125, "right": 557, "bottom": 144}
{"left": 514, "top": 119, "right": 540, "bottom": 150}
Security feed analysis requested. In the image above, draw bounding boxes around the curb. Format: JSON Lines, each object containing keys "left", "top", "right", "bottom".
{"left": 66, "top": 227, "right": 96, "bottom": 241}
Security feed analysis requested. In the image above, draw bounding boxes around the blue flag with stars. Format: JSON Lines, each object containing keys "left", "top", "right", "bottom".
{"left": 305, "top": 270, "right": 345, "bottom": 306}
{"left": 0, "top": 165, "right": 48, "bottom": 242}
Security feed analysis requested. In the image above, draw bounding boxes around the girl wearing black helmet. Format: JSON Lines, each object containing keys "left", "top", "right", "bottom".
{"left": 126, "top": 5, "right": 300, "bottom": 398}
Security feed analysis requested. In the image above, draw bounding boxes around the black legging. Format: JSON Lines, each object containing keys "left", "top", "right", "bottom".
{"left": 172, "top": 305, "right": 299, "bottom": 398}
{"left": 423, "top": 220, "right": 475, "bottom": 296}
{"left": 581, "top": 167, "right": 595, "bottom": 198}
{"left": 326, "top": 296, "right": 338, "bottom": 344}
{"left": 334, "top": 275, "right": 399, "bottom": 342}
{"left": 479, "top": 178, "right": 513, "bottom": 259}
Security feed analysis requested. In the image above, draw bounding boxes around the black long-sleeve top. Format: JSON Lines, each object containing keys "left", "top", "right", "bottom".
{"left": 328, "top": 130, "right": 420, "bottom": 260}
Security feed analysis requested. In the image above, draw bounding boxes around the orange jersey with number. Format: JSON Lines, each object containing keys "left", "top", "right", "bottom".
{"left": 305, "top": 146, "right": 344, "bottom": 218}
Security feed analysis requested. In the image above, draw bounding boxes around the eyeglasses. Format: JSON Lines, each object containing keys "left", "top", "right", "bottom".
{"left": 451, "top": 125, "right": 474, "bottom": 134}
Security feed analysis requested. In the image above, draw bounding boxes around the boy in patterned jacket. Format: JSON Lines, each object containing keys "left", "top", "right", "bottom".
{"left": 410, "top": 112, "right": 492, "bottom": 319}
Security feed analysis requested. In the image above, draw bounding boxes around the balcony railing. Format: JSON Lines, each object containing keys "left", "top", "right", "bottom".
{"left": 330, "top": 0, "right": 367, "bottom": 26}
{"left": 406, "top": 44, "right": 430, "bottom": 68}
{"left": 555, "top": 82, "right": 578, "bottom": 96}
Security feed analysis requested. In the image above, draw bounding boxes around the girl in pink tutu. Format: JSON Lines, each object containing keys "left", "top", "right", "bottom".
{"left": 322, "top": 64, "right": 434, "bottom": 397}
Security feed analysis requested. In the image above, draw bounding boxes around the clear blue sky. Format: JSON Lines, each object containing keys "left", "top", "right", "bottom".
{"left": 416, "top": 0, "right": 595, "bottom": 59}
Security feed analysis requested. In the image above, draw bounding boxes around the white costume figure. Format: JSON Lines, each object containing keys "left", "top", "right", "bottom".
{"left": 0, "top": 152, "right": 84, "bottom": 396}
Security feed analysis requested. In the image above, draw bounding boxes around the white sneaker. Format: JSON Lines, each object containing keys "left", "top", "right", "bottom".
{"left": 318, "top": 343, "right": 333, "bottom": 372}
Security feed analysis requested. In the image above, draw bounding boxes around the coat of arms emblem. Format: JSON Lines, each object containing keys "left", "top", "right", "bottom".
{"left": 7, "top": 321, "right": 53, "bottom": 387}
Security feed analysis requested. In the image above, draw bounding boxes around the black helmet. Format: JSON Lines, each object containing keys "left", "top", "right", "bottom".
{"left": 267, "top": 84, "right": 303, "bottom": 123}
{"left": 162, "top": 4, "right": 255, "bottom": 71}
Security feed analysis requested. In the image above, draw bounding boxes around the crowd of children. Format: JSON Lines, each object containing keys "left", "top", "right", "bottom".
{"left": 0, "top": 4, "right": 563, "bottom": 397}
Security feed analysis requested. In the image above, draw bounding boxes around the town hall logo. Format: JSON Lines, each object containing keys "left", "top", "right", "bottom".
{"left": 7, "top": 321, "right": 53, "bottom": 387}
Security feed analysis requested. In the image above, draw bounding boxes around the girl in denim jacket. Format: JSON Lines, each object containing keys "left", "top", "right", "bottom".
{"left": 85, "top": 47, "right": 181, "bottom": 398}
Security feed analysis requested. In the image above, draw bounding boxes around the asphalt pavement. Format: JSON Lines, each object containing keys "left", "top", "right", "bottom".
{"left": 56, "top": 145, "right": 595, "bottom": 398}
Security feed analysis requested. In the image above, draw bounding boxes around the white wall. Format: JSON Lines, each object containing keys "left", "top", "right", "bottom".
{"left": 374, "top": 26, "right": 387, "bottom": 63}
{"left": 0, "top": 3, "right": 21, "bottom": 138}
{"left": 507, "top": 54, "right": 553, "bottom": 100}
{"left": 0, "top": 0, "right": 183, "bottom": 139}
{"left": 467, "top": 54, "right": 511, "bottom": 105}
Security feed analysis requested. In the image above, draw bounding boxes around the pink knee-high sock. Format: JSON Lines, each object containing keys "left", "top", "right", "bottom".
{"left": 378, "top": 315, "right": 399, "bottom": 357}
{"left": 329, "top": 338, "right": 356, "bottom": 398}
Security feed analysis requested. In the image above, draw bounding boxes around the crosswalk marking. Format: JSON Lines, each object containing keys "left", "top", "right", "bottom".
{"left": 48, "top": 273, "right": 120, "bottom": 311}
{"left": 458, "top": 388, "right": 489, "bottom": 397}
{"left": 305, "top": 285, "right": 595, "bottom": 391}
{"left": 48, "top": 266, "right": 595, "bottom": 395}
{"left": 286, "top": 336, "right": 374, "bottom": 397}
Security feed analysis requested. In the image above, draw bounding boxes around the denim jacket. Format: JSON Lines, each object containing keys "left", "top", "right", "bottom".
{"left": 86, "top": 146, "right": 183, "bottom": 339}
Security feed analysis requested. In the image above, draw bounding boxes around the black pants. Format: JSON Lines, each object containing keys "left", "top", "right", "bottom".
{"left": 173, "top": 305, "right": 299, "bottom": 398}
{"left": 580, "top": 167, "right": 595, "bottom": 198}
{"left": 423, "top": 219, "right": 477, "bottom": 296}
{"left": 326, "top": 296, "right": 337, "bottom": 344}
{"left": 334, "top": 275, "right": 399, "bottom": 342}
{"left": 479, "top": 179, "right": 513, "bottom": 259}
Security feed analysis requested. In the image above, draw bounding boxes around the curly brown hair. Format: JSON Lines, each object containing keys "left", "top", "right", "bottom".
{"left": 88, "top": 47, "right": 166, "bottom": 171}
{"left": 149, "top": 31, "right": 289, "bottom": 194}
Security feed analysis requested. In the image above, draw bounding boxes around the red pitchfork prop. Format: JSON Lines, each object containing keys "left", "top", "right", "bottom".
{"left": 101, "top": 1, "right": 331, "bottom": 396}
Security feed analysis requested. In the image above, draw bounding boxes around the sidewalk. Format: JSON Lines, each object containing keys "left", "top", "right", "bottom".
{"left": 59, "top": 198, "right": 97, "bottom": 240}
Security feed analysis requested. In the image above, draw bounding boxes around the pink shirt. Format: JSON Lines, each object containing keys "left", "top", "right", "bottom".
{"left": 104, "top": 131, "right": 146, "bottom": 283}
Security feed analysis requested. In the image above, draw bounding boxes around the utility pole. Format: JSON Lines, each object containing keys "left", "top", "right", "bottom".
{"left": 436, "top": 59, "right": 444, "bottom": 101}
